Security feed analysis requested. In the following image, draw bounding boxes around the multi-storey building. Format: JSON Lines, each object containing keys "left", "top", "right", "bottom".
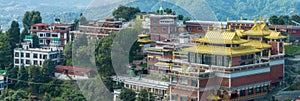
{"left": 149, "top": 12, "right": 177, "bottom": 41}
{"left": 70, "top": 18, "right": 123, "bottom": 39}
{"left": 13, "top": 39, "right": 60, "bottom": 67}
{"left": 167, "top": 19, "right": 286, "bottom": 101}
{"left": 30, "top": 22, "right": 74, "bottom": 47}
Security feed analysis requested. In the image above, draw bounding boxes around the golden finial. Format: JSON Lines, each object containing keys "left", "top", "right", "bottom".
{"left": 207, "top": 26, "right": 210, "bottom": 31}
{"left": 220, "top": 23, "right": 223, "bottom": 31}
{"left": 259, "top": 16, "right": 263, "bottom": 22}
{"left": 264, "top": 19, "right": 267, "bottom": 25}
{"left": 227, "top": 25, "right": 231, "bottom": 32}
{"left": 212, "top": 24, "right": 216, "bottom": 30}
{"left": 239, "top": 24, "right": 242, "bottom": 29}
{"left": 254, "top": 18, "right": 257, "bottom": 25}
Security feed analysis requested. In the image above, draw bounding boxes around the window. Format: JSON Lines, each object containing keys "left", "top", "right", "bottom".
{"left": 43, "top": 55, "right": 47, "bottom": 59}
{"left": 256, "top": 87, "right": 261, "bottom": 93}
{"left": 33, "top": 54, "right": 38, "bottom": 58}
{"left": 52, "top": 34, "right": 58, "bottom": 37}
{"left": 21, "top": 59, "right": 24, "bottom": 64}
{"left": 171, "top": 94, "right": 177, "bottom": 101}
{"left": 240, "top": 90, "right": 246, "bottom": 96}
{"left": 171, "top": 76, "right": 177, "bottom": 83}
{"left": 33, "top": 60, "right": 38, "bottom": 65}
{"left": 180, "top": 96, "right": 188, "bottom": 101}
{"left": 21, "top": 52, "right": 24, "bottom": 57}
{"left": 241, "top": 55, "right": 247, "bottom": 60}
{"left": 162, "top": 27, "right": 167, "bottom": 32}
{"left": 191, "top": 80, "right": 198, "bottom": 87}
{"left": 40, "top": 40, "right": 43, "bottom": 44}
{"left": 189, "top": 53, "right": 196, "bottom": 63}
{"left": 279, "top": 42, "right": 283, "bottom": 48}
{"left": 15, "top": 59, "right": 19, "bottom": 64}
{"left": 180, "top": 77, "right": 188, "bottom": 85}
{"left": 39, "top": 54, "right": 42, "bottom": 59}
{"left": 15, "top": 52, "right": 19, "bottom": 57}
{"left": 196, "top": 54, "right": 202, "bottom": 64}
{"left": 149, "top": 64, "right": 154, "bottom": 70}
{"left": 152, "top": 27, "right": 158, "bottom": 33}
{"left": 248, "top": 54, "right": 254, "bottom": 59}
{"left": 46, "top": 33, "right": 51, "bottom": 37}
{"left": 149, "top": 58, "right": 154, "bottom": 62}
{"left": 191, "top": 98, "right": 198, "bottom": 101}
{"left": 26, "top": 53, "right": 30, "bottom": 58}
{"left": 263, "top": 86, "right": 268, "bottom": 92}
{"left": 197, "top": 26, "right": 202, "bottom": 30}
{"left": 248, "top": 88, "right": 253, "bottom": 95}
{"left": 40, "top": 61, "right": 42, "bottom": 65}
{"left": 26, "top": 60, "right": 30, "bottom": 64}
{"left": 188, "top": 27, "right": 192, "bottom": 32}
{"left": 216, "top": 55, "right": 224, "bottom": 66}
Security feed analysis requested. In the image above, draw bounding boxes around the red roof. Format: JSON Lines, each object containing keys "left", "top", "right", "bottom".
{"left": 55, "top": 65, "right": 92, "bottom": 73}
{"left": 32, "top": 23, "right": 49, "bottom": 27}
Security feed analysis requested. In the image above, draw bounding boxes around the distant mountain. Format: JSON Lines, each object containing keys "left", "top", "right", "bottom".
{"left": 1, "top": 0, "right": 300, "bottom": 31}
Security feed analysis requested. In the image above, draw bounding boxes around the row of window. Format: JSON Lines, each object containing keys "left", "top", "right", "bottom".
{"left": 171, "top": 76, "right": 198, "bottom": 87}
{"left": 239, "top": 86, "right": 268, "bottom": 96}
{"left": 15, "top": 59, "right": 44, "bottom": 65}
{"left": 15, "top": 52, "right": 58, "bottom": 59}
{"left": 171, "top": 95, "right": 197, "bottom": 101}
{"left": 39, "top": 33, "right": 59, "bottom": 38}
{"left": 188, "top": 53, "right": 231, "bottom": 66}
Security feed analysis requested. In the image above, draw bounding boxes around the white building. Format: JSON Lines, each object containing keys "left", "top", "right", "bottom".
{"left": 13, "top": 41, "right": 60, "bottom": 67}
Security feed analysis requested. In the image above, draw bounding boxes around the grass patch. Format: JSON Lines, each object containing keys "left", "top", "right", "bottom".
{"left": 285, "top": 45, "right": 300, "bottom": 55}
{"left": 284, "top": 82, "right": 300, "bottom": 91}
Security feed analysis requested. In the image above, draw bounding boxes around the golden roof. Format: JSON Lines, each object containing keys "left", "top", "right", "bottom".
{"left": 183, "top": 45, "right": 262, "bottom": 56}
{"left": 137, "top": 39, "right": 153, "bottom": 43}
{"left": 155, "top": 62, "right": 171, "bottom": 66}
{"left": 242, "top": 40, "right": 272, "bottom": 49}
{"left": 138, "top": 34, "right": 150, "bottom": 38}
{"left": 145, "top": 48, "right": 170, "bottom": 52}
{"left": 284, "top": 42, "right": 292, "bottom": 46}
{"left": 243, "top": 19, "right": 272, "bottom": 36}
{"left": 235, "top": 29, "right": 245, "bottom": 37}
{"left": 193, "top": 31, "right": 249, "bottom": 44}
{"left": 265, "top": 31, "right": 287, "bottom": 39}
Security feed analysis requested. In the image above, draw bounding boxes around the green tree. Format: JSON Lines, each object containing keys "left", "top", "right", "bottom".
{"left": 0, "top": 33, "right": 13, "bottom": 69}
{"left": 20, "top": 27, "right": 30, "bottom": 42}
{"left": 64, "top": 41, "right": 73, "bottom": 66}
{"left": 6, "top": 21, "right": 21, "bottom": 49}
{"left": 42, "top": 59, "right": 56, "bottom": 77}
{"left": 22, "top": 11, "right": 42, "bottom": 29}
{"left": 32, "top": 35, "right": 40, "bottom": 48}
{"left": 183, "top": 17, "right": 191, "bottom": 24}
{"left": 290, "top": 14, "right": 300, "bottom": 25}
{"left": 43, "top": 92, "right": 51, "bottom": 101}
{"left": 164, "top": 8, "right": 173, "bottom": 14}
{"left": 79, "top": 13, "right": 88, "bottom": 25}
{"left": 112, "top": 5, "right": 141, "bottom": 21}
{"left": 15, "top": 65, "right": 28, "bottom": 88}
{"left": 178, "top": 14, "right": 184, "bottom": 20}
{"left": 269, "top": 15, "right": 279, "bottom": 25}
{"left": 7, "top": 67, "right": 18, "bottom": 83}
{"left": 119, "top": 89, "right": 136, "bottom": 101}
{"left": 28, "top": 65, "right": 42, "bottom": 93}
{"left": 137, "top": 89, "right": 155, "bottom": 101}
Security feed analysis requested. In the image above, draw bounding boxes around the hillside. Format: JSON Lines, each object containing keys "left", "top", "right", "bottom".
{"left": 1, "top": 0, "right": 300, "bottom": 31}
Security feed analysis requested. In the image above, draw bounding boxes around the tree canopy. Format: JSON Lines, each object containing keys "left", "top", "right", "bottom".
{"left": 119, "top": 89, "right": 136, "bottom": 101}
{"left": 112, "top": 5, "right": 141, "bottom": 21}
{"left": 137, "top": 89, "right": 155, "bottom": 101}
{"left": 22, "top": 11, "right": 42, "bottom": 29}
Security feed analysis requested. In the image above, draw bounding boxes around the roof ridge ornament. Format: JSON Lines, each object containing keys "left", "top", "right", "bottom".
{"left": 254, "top": 18, "right": 257, "bottom": 25}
